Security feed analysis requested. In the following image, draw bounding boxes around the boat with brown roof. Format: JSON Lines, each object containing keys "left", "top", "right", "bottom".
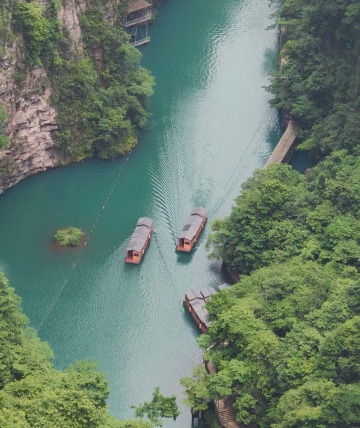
{"left": 183, "top": 287, "right": 216, "bottom": 332}
{"left": 125, "top": 217, "right": 153, "bottom": 264}
{"left": 184, "top": 284, "right": 230, "bottom": 332}
{"left": 176, "top": 207, "right": 207, "bottom": 252}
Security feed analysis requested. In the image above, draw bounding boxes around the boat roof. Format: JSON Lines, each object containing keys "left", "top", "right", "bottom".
{"left": 185, "top": 289, "right": 203, "bottom": 301}
{"left": 193, "top": 305, "right": 210, "bottom": 326}
{"left": 127, "top": 0, "right": 152, "bottom": 13}
{"left": 178, "top": 207, "right": 207, "bottom": 241}
{"left": 137, "top": 217, "right": 153, "bottom": 228}
{"left": 191, "top": 207, "right": 207, "bottom": 218}
{"left": 200, "top": 286, "right": 217, "bottom": 300}
{"left": 126, "top": 217, "right": 153, "bottom": 252}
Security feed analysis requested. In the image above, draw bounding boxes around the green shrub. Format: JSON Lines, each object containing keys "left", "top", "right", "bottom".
{"left": 54, "top": 227, "right": 85, "bottom": 247}
{"left": 13, "top": 0, "right": 51, "bottom": 65}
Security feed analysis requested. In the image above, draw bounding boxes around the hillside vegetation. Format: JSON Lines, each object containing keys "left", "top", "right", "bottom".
{"left": 182, "top": 0, "right": 360, "bottom": 426}
{"left": 0, "top": 272, "right": 179, "bottom": 427}
{"left": 0, "top": 0, "right": 154, "bottom": 161}
{"left": 0, "top": 273, "right": 118, "bottom": 427}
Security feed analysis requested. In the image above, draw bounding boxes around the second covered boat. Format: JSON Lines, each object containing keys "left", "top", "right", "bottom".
{"left": 125, "top": 217, "right": 153, "bottom": 264}
{"left": 176, "top": 207, "right": 207, "bottom": 252}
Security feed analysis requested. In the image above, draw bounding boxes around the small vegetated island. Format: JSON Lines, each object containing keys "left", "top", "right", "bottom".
{"left": 54, "top": 227, "right": 85, "bottom": 247}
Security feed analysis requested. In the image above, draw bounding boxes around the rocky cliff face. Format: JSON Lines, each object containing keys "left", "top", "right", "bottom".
{"left": 0, "top": 49, "right": 58, "bottom": 191}
{"left": 0, "top": 0, "right": 85, "bottom": 193}
{"left": 0, "top": 0, "right": 153, "bottom": 192}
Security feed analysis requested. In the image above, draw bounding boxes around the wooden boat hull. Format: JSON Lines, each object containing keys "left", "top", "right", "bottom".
{"left": 176, "top": 216, "right": 207, "bottom": 252}
{"left": 125, "top": 227, "right": 153, "bottom": 264}
{"left": 183, "top": 299, "right": 208, "bottom": 333}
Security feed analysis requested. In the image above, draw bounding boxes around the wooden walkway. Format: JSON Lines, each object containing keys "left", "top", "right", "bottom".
{"left": 205, "top": 361, "right": 243, "bottom": 428}
{"left": 124, "top": 13, "right": 151, "bottom": 28}
{"left": 265, "top": 119, "right": 298, "bottom": 167}
{"left": 131, "top": 37, "right": 150, "bottom": 47}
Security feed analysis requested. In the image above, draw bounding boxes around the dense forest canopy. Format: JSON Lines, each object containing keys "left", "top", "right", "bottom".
{"left": 0, "top": 272, "right": 114, "bottom": 427}
{"left": 182, "top": 0, "right": 360, "bottom": 426}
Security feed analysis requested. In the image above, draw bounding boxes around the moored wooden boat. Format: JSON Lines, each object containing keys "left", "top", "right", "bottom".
{"left": 183, "top": 286, "right": 217, "bottom": 333}
{"left": 125, "top": 217, "right": 153, "bottom": 264}
{"left": 176, "top": 207, "right": 207, "bottom": 252}
{"left": 184, "top": 285, "right": 231, "bottom": 332}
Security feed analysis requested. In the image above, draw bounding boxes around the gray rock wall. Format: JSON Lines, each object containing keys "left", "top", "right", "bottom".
{"left": 0, "top": 0, "right": 86, "bottom": 192}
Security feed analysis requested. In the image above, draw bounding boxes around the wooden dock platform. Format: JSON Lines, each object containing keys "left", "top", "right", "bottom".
{"left": 125, "top": 0, "right": 151, "bottom": 47}
{"left": 265, "top": 120, "right": 298, "bottom": 167}
{"left": 131, "top": 37, "right": 150, "bottom": 47}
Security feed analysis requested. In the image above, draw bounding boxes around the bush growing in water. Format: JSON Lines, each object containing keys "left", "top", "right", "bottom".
{"left": 54, "top": 227, "right": 85, "bottom": 246}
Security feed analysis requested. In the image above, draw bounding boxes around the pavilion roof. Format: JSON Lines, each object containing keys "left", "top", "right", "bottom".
{"left": 127, "top": 0, "right": 152, "bottom": 13}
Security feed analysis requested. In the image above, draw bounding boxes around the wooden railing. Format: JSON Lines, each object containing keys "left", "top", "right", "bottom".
{"left": 125, "top": 13, "right": 151, "bottom": 27}
{"left": 131, "top": 37, "right": 150, "bottom": 47}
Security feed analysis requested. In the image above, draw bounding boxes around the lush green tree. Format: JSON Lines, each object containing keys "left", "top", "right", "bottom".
{"left": 270, "top": 0, "right": 360, "bottom": 157}
{"left": 271, "top": 380, "right": 339, "bottom": 428}
{"left": 271, "top": 381, "right": 360, "bottom": 428}
{"left": 276, "top": 324, "right": 323, "bottom": 390}
{"left": 14, "top": 0, "right": 51, "bottom": 65}
{"left": 0, "top": 273, "right": 52, "bottom": 389}
{"left": 206, "top": 164, "right": 306, "bottom": 274}
{"left": 316, "top": 316, "right": 360, "bottom": 384}
{"left": 180, "top": 366, "right": 211, "bottom": 413}
{"left": 8, "top": 0, "right": 154, "bottom": 162}
{"left": 132, "top": 387, "right": 179, "bottom": 427}
{"left": 184, "top": 257, "right": 359, "bottom": 426}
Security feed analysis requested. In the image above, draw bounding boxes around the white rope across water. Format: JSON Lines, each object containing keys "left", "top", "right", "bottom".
{"left": 208, "top": 114, "right": 273, "bottom": 219}
{"left": 38, "top": 156, "right": 130, "bottom": 330}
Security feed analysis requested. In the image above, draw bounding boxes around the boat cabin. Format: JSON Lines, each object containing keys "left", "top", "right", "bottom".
{"left": 177, "top": 207, "right": 207, "bottom": 252}
{"left": 184, "top": 284, "right": 231, "bottom": 332}
{"left": 184, "top": 290, "right": 209, "bottom": 333}
{"left": 184, "top": 289, "right": 203, "bottom": 308}
{"left": 125, "top": 217, "right": 153, "bottom": 264}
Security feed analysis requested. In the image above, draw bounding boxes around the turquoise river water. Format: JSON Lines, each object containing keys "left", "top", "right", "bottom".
{"left": 0, "top": 0, "right": 282, "bottom": 425}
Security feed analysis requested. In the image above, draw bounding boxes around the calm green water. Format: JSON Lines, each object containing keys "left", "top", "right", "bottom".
{"left": 0, "top": 0, "right": 280, "bottom": 425}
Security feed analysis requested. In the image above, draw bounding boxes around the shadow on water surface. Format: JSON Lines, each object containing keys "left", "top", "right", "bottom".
{"left": 291, "top": 149, "right": 315, "bottom": 174}
{"left": 262, "top": 46, "right": 279, "bottom": 75}
{"left": 183, "top": 308, "right": 202, "bottom": 337}
{"left": 176, "top": 251, "right": 194, "bottom": 265}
